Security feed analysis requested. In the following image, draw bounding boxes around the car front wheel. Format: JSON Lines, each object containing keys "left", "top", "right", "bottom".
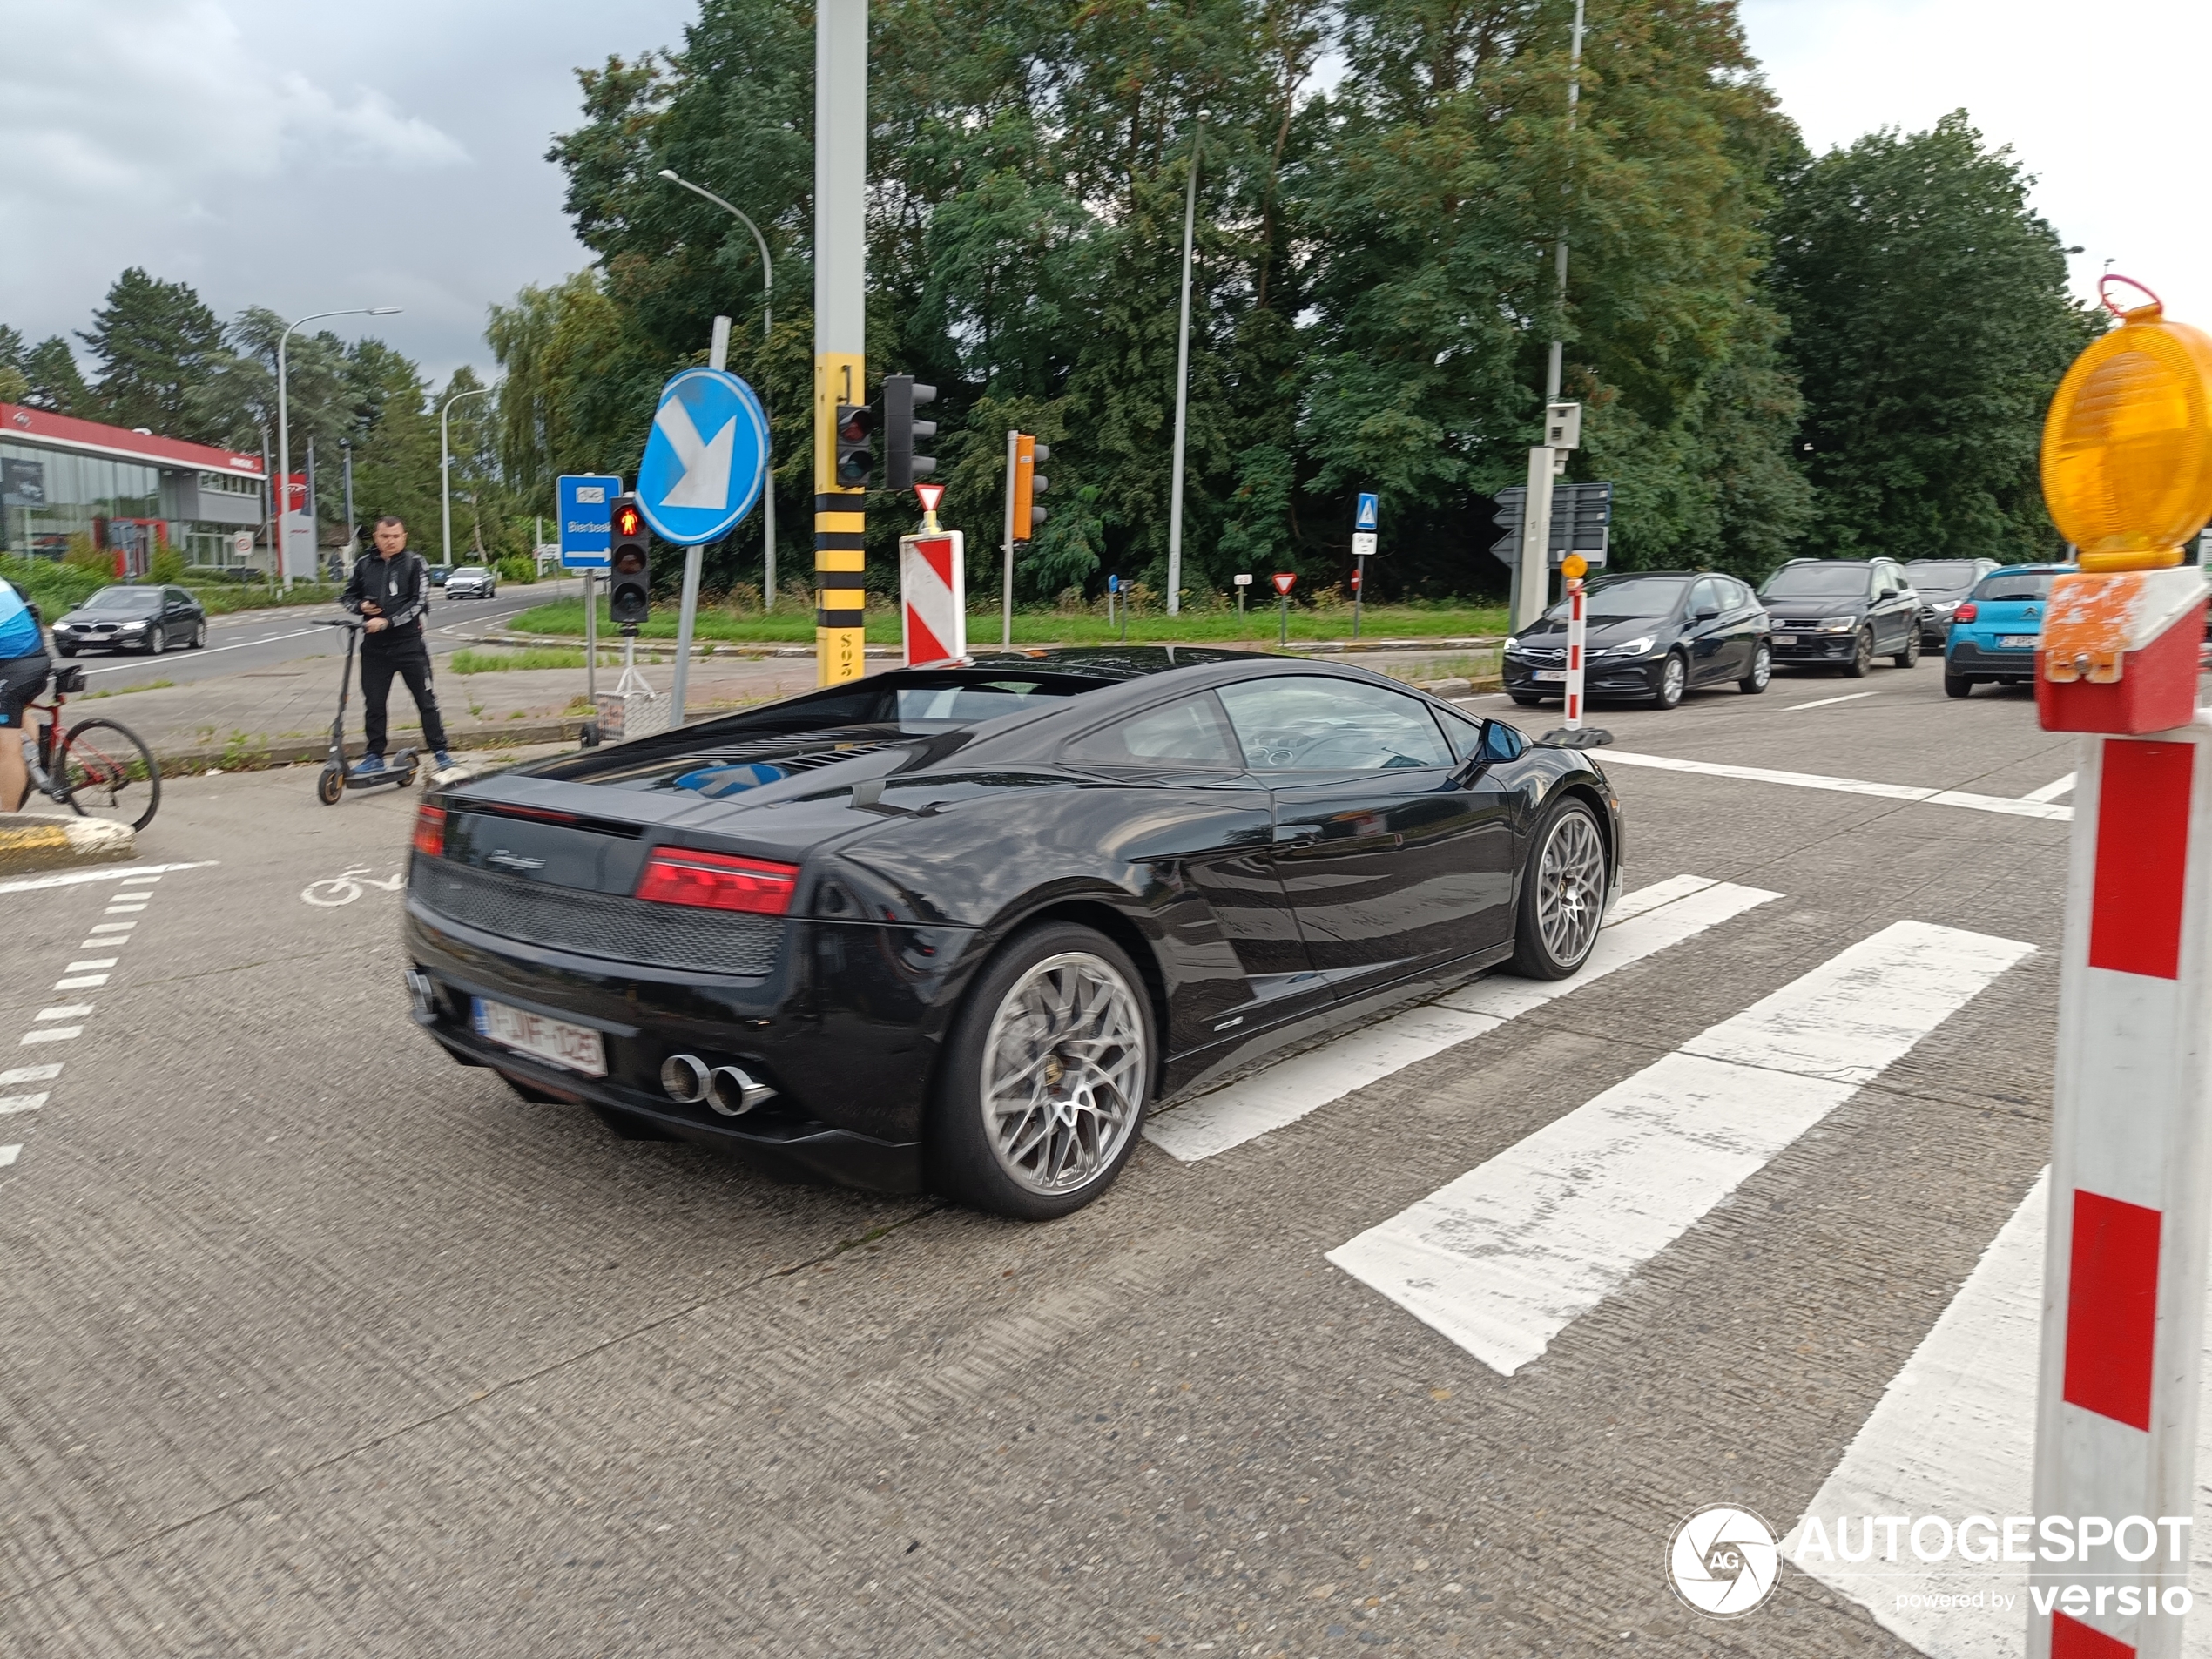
{"left": 930, "top": 921, "right": 1153, "bottom": 1220}
{"left": 1842, "top": 628, "right": 1872, "bottom": 678}
{"left": 1652, "top": 653, "right": 1687, "bottom": 709}
{"left": 1511, "top": 795, "right": 1610, "bottom": 979}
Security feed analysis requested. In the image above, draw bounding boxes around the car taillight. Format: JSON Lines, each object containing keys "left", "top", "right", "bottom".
{"left": 412, "top": 804, "right": 446, "bottom": 858}
{"left": 1954, "top": 602, "right": 1977, "bottom": 624}
{"left": 635, "top": 848, "right": 799, "bottom": 915}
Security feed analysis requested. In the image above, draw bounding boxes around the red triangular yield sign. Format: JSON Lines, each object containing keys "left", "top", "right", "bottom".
{"left": 914, "top": 482, "right": 946, "bottom": 516}
{"left": 1271, "top": 572, "right": 1297, "bottom": 596}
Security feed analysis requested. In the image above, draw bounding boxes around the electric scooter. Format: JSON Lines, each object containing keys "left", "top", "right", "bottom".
{"left": 312, "top": 617, "right": 420, "bottom": 804}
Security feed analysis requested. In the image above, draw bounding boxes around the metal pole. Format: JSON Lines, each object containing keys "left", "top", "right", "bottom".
{"left": 585, "top": 569, "right": 597, "bottom": 708}
{"left": 440, "top": 385, "right": 489, "bottom": 570}
{"left": 668, "top": 317, "right": 732, "bottom": 723}
{"left": 813, "top": 0, "right": 868, "bottom": 685}
{"left": 1546, "top": 0, "right": 1588, "bottom": 402}
{"left": 341, "top": 439, "right": 354, "bottom": 562}
{"left": 1001, "top": 428, "right": 1018, "bottom": 648}
{"left": 658, "top": 170, "right": 776, "bottom": 612}
{"left": 1165, "top": 114, "right": 1203, "bottom": 617}
{"left": 305, "top": 435, "right": 318, "bottom": 580}
{"left": 276, "top": 306, "right": 400, "bottom": 590}
{"left": 1516, "top": 445, "right": 1556, "bottom": 631}
{"left": 1353, "top": 556, "right": 1364, "bottom": 639}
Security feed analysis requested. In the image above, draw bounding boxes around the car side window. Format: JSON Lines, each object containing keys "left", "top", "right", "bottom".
{"left": 1216, "top": 676, "right": 1453, "bottom": 772}
{"left": 1434, "top": 705, "right": 1487, "bottom": 762}
{"left": 1689, "top": 577, "right": 1723, "bottom": 616}
{"left": 1062, "top": 691, "right": 1243, "bottom": 772}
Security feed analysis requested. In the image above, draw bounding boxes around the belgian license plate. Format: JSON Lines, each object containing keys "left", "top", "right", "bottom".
{"left": 1999, "top": 634, "right": 2039, "bottom": 649}
{"left": 1533, "top": 670, "right": 1567, "bottom": 683}
{"left": 471, "top": 996, "right": 606, "bottom": 1076}
{"left": 1771, "top": 634, "right": 1796, "bottom": 646}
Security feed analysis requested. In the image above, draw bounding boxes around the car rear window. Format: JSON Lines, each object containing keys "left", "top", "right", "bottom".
{"left": 1905, "top": 561, "right": 1980, "bottom": 590}
{"left": 1975, "top": 572, "right": 2057, "bottom": 601}
{"left": 894, "top": 679, "right": 1085, "bottom": 729}
{"left": 1761, "top": 563, "right": 1874, "bottom": 598}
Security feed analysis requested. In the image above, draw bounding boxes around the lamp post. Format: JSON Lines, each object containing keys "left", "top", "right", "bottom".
{"left": 658, "top": 168, "right": 778, "bottom": 609}
{"left": 440, "top": 385, "right": 491, "bottom": 570}
{"left": 276, "top": 306, "right": 399, "bottom": 590}
{"left": 1164, "top": 111, "right": 1204, "bottom": 616}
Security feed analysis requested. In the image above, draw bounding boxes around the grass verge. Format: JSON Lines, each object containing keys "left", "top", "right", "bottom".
{"left": 451, "top": 647, "right": 624, "bottom": 674}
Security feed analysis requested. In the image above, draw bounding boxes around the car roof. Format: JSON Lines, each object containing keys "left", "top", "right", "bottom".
{"left": 1980, "top": 563, "right": 2077, "bottom": 577}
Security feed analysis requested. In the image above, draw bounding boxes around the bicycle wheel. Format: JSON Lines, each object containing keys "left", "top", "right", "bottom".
{"left": 60, "top": 718, "right": 161, "bottom": 832}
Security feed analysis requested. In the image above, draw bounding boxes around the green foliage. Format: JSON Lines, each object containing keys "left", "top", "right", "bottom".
{"left": 148, "top": 545, "right": 188, "bottom": 584}
{"left": 0, "top": 554, "right": 102, "bottom": 615}
{"left": 1769, "top": 111, "right": 2101, "bottom": 564}
{"left": 79, "top": 268, "right": 226, "bottom": 434}
{"left": 20, "top": 335, "right": 91, "bottom": 415}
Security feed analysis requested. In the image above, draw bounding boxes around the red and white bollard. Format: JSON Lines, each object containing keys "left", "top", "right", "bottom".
{"left": 1541, "top": 552, "right": 1610, "bottom": 749}
{"left": 900, "top": 482, "right": 966, "bottom": 666}
{"left": 2030, "top": 564, "right": 2212, "bottom": 1657}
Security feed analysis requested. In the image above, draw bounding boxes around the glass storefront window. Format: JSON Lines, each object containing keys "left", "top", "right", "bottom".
{"left": 0, "top": 440, "right": 160, "bottom": 558}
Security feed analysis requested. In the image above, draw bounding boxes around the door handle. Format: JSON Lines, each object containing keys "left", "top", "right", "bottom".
{"left": 1273, "top": 823, "right": 1322, "bottom": 847}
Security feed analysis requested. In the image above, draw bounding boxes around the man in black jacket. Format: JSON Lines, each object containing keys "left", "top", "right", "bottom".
{"left": 341, "top": 516, "right": 453, "bottom": 774}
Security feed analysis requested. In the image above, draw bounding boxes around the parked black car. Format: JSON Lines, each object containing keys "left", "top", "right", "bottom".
{"left": 402, "top": 650, "right": 1624, "bottom": 1218}
{"left": 50, "top": 584, "right": 206, "bottom": 657}
{"left": 1903, "top": 557, "right": 2001, "bottom": 645}
{"left": 1757, "top": 557, "right": 1923, "bottom": 675}
{"left": 1502, "top": 570, "right": 1771, "bottom": 710}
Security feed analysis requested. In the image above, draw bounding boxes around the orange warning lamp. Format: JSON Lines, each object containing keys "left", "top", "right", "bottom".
{"left": 2041, "top": 276, "right": 2212, "bottom": 572}
{"left": 1561, "top": 553, "right": 1588, "bottom": 581}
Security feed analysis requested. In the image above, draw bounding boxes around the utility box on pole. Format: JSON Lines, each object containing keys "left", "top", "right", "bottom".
{"left": 1514, "top": 446, "right": 1556, "bottom": 631}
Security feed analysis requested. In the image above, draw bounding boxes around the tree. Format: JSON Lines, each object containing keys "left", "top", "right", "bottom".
{"left": 1768, "top": 111, "right": 2099, "bottom": 564}
{"left": 79, "top": 268, "right": 226, "bottom": 435}
{"left": 21, "top": 336, "right": 91, "bottom": 415}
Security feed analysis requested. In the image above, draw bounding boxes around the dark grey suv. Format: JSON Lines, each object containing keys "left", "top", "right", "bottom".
{"left": 1757, "top": 558, "right": 1922, "bottom": 676}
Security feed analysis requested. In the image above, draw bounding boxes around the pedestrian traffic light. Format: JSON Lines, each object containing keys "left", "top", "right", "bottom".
{"left": 835, "top": 402, "right": 876, "bottom": 489}
{"left": 609, "top": 495, "right": 651, "bottom": 624}
{"left": 884, "top": 375, "right": 938, "bottom": 490}
{"left": 1012, "top": 435, "right": 1049, "bottom": 541}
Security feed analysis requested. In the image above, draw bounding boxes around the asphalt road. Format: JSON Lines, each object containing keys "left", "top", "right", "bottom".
{"left": 0, "top": 654, "right": 2087, "bottom": 1656}
{"left": 58, "top": 578, "right": 586, "bottom": 694}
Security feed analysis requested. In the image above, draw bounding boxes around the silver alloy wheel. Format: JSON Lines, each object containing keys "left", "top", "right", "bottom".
{"left": 980, "top": 950, "right": 1147, "bottom": 1196}
{"left": 1749, "top": 644, "right": 1771, "bottom": 689}
{"left": 1658, "top": 655, "right": 1686, "bottom": 705}
{"left": 1534, "top": 809, "right": 1606, "bottom": 968}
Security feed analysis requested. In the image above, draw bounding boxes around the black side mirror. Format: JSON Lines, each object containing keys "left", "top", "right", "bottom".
{"left": 1695, "top": 606, "right": 1719, "bottom": 622}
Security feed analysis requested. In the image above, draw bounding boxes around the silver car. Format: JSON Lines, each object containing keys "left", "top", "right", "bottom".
{"left": 445, "top": 564, "right": 497, "bottom": 599}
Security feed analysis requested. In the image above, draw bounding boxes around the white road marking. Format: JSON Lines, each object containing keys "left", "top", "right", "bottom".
{"left": 103, "top": 903, "right": 146, "bottom": 914}
{"left": 1328, "top": 920, "right": 2033, "bottom": 1376}
{"left": 87, "top": 923, "right": 135, "bottom": 934}
{"left": 77, "top": 626, "right": 323, "bottom": 675}
{"left": 52, "top": 974, "right": 107, "bottom": 990}
{"left": 1602, "top": 873, "right": 1718, "bottom": 923}
{"left": 65, "top": 959, "right": 115, "bottom": 972}
{"left": 19, "top": 1028, "right": 80, "bottom": 1045}
{"left": 0, "top": 1093, "right": 46, "bottom": 1115}
{"left": 35, "top": 1005, "right": 92, "bottom": 1021}
{"left": 1782, "top": 1172, "right": 2212, "bottom": 1657}
{"left": 1144, "top": 877, "right": 1780, "bottom": 1163}
{"left": 0, "top": 1065, "right": 62, "bottom": 1086}
{"left": 1600, "top": 749, "right": 2074, "bottom": 822}
{"left": 0, "top": 1147, "right": 17, "bottom": 1168}
{"left": 1787, "top": 691, "right": 1878, "bottom": 711}
{"left": 120, "top": 873, "right": 162, "bottom": 885}
{"left": 2022, "top": 771, "right": 2077, "bottom": 804}
{"left": 0, "top": 860, "right": 216, "bottom": 897}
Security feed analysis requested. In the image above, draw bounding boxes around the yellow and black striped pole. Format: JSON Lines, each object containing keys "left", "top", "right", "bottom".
{"left": 813, "top": 0, "right": 868, "bottom": 685}
{"left": 814, "top": 353, "right": 866, "bottom": 683}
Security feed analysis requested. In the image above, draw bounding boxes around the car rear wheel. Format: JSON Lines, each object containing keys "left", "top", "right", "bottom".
{"left": 1892, "top": 631, "right": 1920, "bottom": 669}
{"left": 1945, "top": 673, "right": 1973, "bottom": 698}
{"left": 1511, "top": 796, "right": 1609, "bottom": 979}
{"left": 1738, "top": 642, "right": 1771, "bottom": 695}
{"left": 1652, "top": 653, "right": 1687, "bottom": 709}
{"left": 190, "top": 620, "right": 206, "bottom": 649}
{"left": 1842, "top": 628, "right": 1872, "bottom": 678}
{"left": 930, "top": 921, "right": 1152, "bottom": 1220}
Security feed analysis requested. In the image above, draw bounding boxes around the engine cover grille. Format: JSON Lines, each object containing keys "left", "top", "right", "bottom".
{"left": 412, "top": 858, "right": 781, "bottom": 976}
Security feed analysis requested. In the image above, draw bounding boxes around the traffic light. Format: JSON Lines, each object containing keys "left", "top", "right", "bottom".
{"left": 835, "top": 401, "right": 876, "bottom": 488}
{"left": 609, "top": 495, "right": 651, "bottom": 624}
{"left": 884, "top": 375, "right": 938, "bottom": 490}
{"left": 1012, "top": 435, "right": 1049, "bottom": 541}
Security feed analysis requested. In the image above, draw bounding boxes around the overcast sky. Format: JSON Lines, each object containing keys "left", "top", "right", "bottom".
{"left": 4, "top": 0, "right": 2207, "bottom": 390}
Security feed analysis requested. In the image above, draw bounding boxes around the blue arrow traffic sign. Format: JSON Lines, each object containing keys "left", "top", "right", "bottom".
{"left": 635, "top": 368, "right": 768, "bottom": 546}
{"left": 1355, "top": 492, "right": 1379, "bottom": 532}
{"left": 556, "top": 473, "right": 624, "bottom": 569}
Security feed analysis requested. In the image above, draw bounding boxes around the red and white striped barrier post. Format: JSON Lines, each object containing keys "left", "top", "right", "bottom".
{"left": 1563, "top": 561, "right": 1587, "bottom": 731}
{"left": 900, "top": 482, "right": 966, "bottom": 666}
{"left": 2029, "top": 279, "right": 2212, "bottom": 1658}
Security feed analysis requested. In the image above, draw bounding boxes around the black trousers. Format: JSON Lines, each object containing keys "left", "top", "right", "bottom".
{"left": 360, "top": 635, "right": 448, "bottom": 757}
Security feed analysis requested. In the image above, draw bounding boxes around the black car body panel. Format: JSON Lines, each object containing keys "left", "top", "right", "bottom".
{"left": 402, "top": 650, "right": 1623, "bottom": 1191}
{"left": 1758, "top": 557, "right": 1919, "bottom": 665}
{"left": 1501, "top": 570, "right": 1769, "bottom": 702}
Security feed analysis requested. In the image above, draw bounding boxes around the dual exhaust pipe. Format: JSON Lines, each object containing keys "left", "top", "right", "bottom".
{"left": 658, "top": 1053, "right": 776, "bottom": 1116}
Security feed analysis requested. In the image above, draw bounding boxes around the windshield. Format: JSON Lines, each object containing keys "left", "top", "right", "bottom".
{"left": 1905, "top": 561, "right": 1979, "bottom": 590}
{"left": 84, "top": 588, "right": 161, "bottom": 612}
{"left": 453, "top": 567, "right": 488, "bottom": 577}
{"left": 1977, "top": 571, "right": 2059, "bottom": 602}
{"left": 1762, "top": 563, "right": 1872, "bottom": 599}
{"left": 1547, "top": 577, "right": 1689, "bottom": 622}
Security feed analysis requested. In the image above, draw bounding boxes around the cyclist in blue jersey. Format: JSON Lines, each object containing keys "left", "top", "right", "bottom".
{"left": 0, "top": 572, "right": 51, "bottom": 811}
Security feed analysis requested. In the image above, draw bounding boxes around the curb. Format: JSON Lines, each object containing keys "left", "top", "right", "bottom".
{"left": 0, "top": 813, "right": 135, "bottom": 874}
{"left": 151, "top": 718, "right": 595, "bottom": 776}
{"left": 462, "top": 629, "right": 1505, "bottom": 660}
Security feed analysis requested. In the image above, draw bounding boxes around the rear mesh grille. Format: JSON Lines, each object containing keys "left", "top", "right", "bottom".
{"left": 412, "top": 859, "right": 781, "bottom": 976}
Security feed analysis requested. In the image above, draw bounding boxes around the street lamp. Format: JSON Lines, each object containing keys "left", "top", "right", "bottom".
{"left": 658, "top": 168, "right": 778, "bottom": 608}
{"left": 277, "top": 306, "right": 400, "bottom": 590}
{"left": 1164, "top": 111, "right": 1205, "bottom": 616}
{"left": 440, "top": 385, "right": 491, "bottom": 569}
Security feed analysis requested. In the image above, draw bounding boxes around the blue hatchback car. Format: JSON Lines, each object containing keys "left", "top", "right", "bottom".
{"left": 1943, "top": 563, "right": 2075, "bottom": 698}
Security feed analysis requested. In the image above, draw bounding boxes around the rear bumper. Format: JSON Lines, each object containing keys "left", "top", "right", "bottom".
{"left": 1946, "top": 637, "right": 2036, "bottom": 680}
{"left": 401, "top": 894, "right": 981, "bottom": 1192}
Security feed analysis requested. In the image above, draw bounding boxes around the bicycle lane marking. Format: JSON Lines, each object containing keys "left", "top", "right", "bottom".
{"left": 300, "top": 866, "right": 406, "bottom": 907}
{"left": 0, "top": 867, "right": 189, "bottom": 1174}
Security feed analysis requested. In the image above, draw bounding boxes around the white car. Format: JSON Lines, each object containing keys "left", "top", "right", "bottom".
{"left": 445, "top": 565, "right": 497, "bottom": 599}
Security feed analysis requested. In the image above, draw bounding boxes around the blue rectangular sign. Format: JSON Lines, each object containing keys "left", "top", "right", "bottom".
{"left": 1356, "top": 492, "right": 1379, "bottom": 532}
{"left": 556, "top": 474, "right": 624, "bottom": 568}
